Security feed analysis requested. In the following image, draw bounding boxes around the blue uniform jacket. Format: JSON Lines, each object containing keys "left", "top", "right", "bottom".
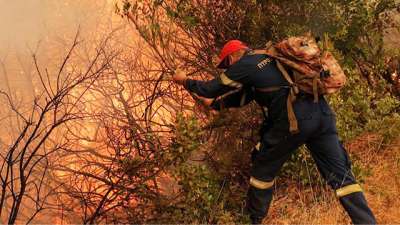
{"left": 184, "top": 50, "right": 292, "bottom": 122}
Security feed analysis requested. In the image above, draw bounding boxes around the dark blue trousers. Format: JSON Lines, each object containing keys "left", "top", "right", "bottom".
{"left": 247, "top": 97, "right": 376, "bottom": 224}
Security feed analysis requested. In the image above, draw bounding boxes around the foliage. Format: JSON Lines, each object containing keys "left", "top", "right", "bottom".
{"left": 280, "top": 146, "right": 322, "bottom": 186}
{"left": 151, "top": 115, "right": 250, "bottom": 224}
{"left": 330, "top": 68, "right": 400, "bottom": 141}
{"left": 116, "top": 0, "right": 400, "bottom": 222}
{"left": 166, "top": 114, "right": 204, "bottom": 165}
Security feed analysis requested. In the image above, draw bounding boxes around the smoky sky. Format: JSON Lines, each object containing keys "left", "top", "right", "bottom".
{"left": 0, "top": 0, "right": 113, "bottom": 52}
{"left": 0, "top": 0, "right": 117, "bottom": 89}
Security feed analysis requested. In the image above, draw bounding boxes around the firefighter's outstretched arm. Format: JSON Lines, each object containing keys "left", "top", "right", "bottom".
{"left": 172, "top": 68, "right": 254, "bottom": 110}
{"left": 209, "top": 87, "right": 255, "bottom": 110}
{"left": 173, "top": 68, "right": 236, "bottom": 98}
{"left": 173, "top": 56, "right": 255, "bottom": 98}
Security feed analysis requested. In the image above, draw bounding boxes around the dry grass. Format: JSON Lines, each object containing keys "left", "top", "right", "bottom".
{"left": 260, "top": 134, "right": 400, "bottom": 224}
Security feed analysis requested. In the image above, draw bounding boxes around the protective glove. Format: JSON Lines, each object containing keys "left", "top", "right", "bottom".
{"left": 172, "top": 68, "right": 187, "bottom": 85}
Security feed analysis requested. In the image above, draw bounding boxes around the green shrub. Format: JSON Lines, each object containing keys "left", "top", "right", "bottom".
{"left": 119, "top": 0, "right": 400, "bottom": 222}
{"left": 154, "top": 115, "right": 250, "bottom": 223}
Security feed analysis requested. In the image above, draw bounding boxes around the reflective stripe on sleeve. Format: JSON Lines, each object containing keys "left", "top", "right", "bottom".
{"left": 336, "top": 184, "right": 363, "bottom": 198}
{"left": 220, "top": 73, "right": 242, "bottom": 88}
{"left": 250, "top": 177, "right": 274, "bottom": 189}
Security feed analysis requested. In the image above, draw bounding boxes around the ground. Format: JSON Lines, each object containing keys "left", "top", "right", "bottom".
{"left": 262, "top": 134, "right": 400, "bottom": 224}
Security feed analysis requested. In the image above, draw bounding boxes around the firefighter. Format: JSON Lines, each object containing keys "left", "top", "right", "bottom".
{"left": 173, "top": 40, "right": 376, "bottom": 224}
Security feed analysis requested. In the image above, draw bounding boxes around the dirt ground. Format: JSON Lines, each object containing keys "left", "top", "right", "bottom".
{"left": 261, "top": 134, "right": 400, "bottom": 224}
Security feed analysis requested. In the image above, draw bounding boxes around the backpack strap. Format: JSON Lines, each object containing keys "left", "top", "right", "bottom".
{"left": 276, "top": 61, "right": 299, "bottom": 94}
{"left": 252, "top": 48, "right": 301, "bottom": 134}
{"left": 275, "top": 61, "right": 299, "bottom": 134}
{"left": 254, "top": 60, "right": 300, "bottom": 134}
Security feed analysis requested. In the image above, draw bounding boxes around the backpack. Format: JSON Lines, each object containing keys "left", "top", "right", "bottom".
{"left": 253, "top": 34, "right": 346, "bottom": 134}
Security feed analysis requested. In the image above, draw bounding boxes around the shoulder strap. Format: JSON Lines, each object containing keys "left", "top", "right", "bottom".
{"left": 254, "top": 59, "right": 300, "bottom": 134}
{"left": 251, "top": 44, "right": 302, "bottom": 134}
{"left": 249, "top": 41, "right": 273, "bottom": 55}
{"left": 251, "top": 49, "right": 269, "bottom": 55}
{"left": 275, "top": 61, "right": 299, "bottom": 94}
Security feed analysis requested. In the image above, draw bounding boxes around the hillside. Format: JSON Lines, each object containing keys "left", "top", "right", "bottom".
{"left": 265, "top": 135, "right": 400, "bottom": 224}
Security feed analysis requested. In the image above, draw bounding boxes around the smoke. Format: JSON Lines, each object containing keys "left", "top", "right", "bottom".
{"left": 0, "top": 0, "right": 113, "bottom": 52}
{"left": 0, "top": 0, "right": 118, "bottom": 95}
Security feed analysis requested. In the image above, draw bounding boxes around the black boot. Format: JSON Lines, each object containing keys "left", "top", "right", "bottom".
{"left": 246, "top": 186, "right": 273, "bottom": 219}
{"left": 250, "top": 216, "right": 263, "bottom": 224}
{"left": 339, "top": 192, "right": 376, "bottom": 224}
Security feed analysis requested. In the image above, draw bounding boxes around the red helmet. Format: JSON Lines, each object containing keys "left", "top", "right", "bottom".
{"left": 217, "top": 40, "right": 248, "bottom": 68}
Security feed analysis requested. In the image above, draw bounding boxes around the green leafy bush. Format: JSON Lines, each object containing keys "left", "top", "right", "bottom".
{"left": 154, "top": 115, "right": 250, "bottom": 223}
{"left": 118, "top": 0, "right": 400, "bottom": 222}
